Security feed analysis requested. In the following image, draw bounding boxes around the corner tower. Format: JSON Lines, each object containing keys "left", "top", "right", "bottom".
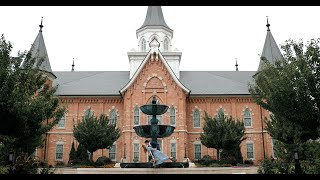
{"left": 258, "top": 17, "right": 283, "bottom": 71}
{"left": 128, "top": 6, "right": 182, "bottom": 79}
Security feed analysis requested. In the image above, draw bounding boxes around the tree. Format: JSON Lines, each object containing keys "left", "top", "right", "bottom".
{"left": 75, "top": 143, "right": 89, "bottom": 162}
{"left": 68, "top": 141, "right": 76, "bottom": 164}
{"left": 73, "top": 108, "right": 121, "bottom": 162}
{"left": 249, "top": 38, "right": 320, "bottom": 173}
{"left": 200, "top": 111, "right": 246, "bottom": 162}
{"left": 0, "top": 34, "right": 65, "bottom": 156}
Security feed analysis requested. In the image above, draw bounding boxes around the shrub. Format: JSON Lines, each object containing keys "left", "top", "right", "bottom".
{"left": 0, "top": 166, "right": 8, "bottom": 174}
{"left": 55, "top": 161, "right": 65, "bottom": 167}
{"left": 258, "top": 159, "right": 294, "bottom": 174}
{"left": 95, "top": 156, "right": 112, "bottom": 166}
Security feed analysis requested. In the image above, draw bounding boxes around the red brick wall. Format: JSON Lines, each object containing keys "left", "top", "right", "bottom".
{"left": 39, "top": 55, "right": 272, "bottom": 166}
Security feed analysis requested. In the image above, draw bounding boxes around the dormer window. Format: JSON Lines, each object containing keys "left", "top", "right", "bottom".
{"left": 164, "top": 38, "right": 169, "bottom": 51}
{"left": 141, "top": 39, "right": 146, "bottom": 52}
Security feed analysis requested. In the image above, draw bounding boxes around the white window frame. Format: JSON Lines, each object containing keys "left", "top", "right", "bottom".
{"left": 170, "top": 143, "right": 177, "bottom": 159}
{"left": 110, "top": 109, "right": 117, "bottom": 126}
{"left": 134, "top": 106, "right": 140, "bottom": 126}
{"left": 194, "top": 144, "right": 202, "bottom": 160}
{"left": 109, "top": 144, "right": 116, "bottom": 161}
{"left": 55, "top": 144, "right": 64, "bottom": 161}
{"left": 57, "top": 114, "right": 66, "bottom": 129}
{"left": 193, "top": 109, "right": 201, "bottom": 128}
{"left": 133, "top": 143, "right": 140, "bottom": 162}
{"left": 170, "top": 106, "right": 176, "bottom": 126}
{"left": 246, "top": 143, "right": 255, "bottom": 160}
{"left": 244, "top": 108, "right": 252, "bottom": 128}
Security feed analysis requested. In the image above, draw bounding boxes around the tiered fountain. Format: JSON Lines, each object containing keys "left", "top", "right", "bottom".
{"left": 120, "top": 96, "right": 189, "bottom": 168}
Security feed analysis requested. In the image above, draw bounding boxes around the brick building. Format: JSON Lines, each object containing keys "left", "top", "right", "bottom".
{"left": 29, "top": 7, "right": 281, "bottom": 166}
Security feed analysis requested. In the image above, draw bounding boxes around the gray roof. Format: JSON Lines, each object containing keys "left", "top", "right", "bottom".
{"left": 137, "top": 6, "right": 172, "bottom": 32}
{"left": 25, "top": 30, "right": 54, "bottom": 76}
{"left": 53, "top": 71, "right": 129, "bottom": 96}
{"left": 53, "top": 70, "right": 256, "bottom": 96}
{"left": 258, "top": 28, "right": 283, "bottom": 71}
{"left": 180, "top": 71, "right": 256, "bottom": 95}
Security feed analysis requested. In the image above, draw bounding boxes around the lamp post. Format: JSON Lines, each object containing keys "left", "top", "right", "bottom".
{"left": 8, "top": 151, "right": 15, "bottom": 174}
{"left": 124, "top": 143, "right": 126, "bottom": 159}
{"left": 294, "top": 151, "right": 302, "bottom": 174}
{"left": 184, "top": 143, "right": 187, "bottom": 158}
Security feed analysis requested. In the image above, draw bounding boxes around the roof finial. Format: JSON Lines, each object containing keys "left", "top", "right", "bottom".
{"left": 235, "top": 58, "right": 239, "bottom": 71}
{"left": 39, "top": 16, "right": 44, "bottom": 32}
{"left": 71, "top": 58, "right": 75, "bottom": 72}
{"left": 266, "top": 16, "right": 270, "bottom": 31}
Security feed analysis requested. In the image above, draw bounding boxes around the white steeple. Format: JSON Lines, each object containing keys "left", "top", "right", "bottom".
{"left": 128, "top": 6, "right": 182, "bottom": 79}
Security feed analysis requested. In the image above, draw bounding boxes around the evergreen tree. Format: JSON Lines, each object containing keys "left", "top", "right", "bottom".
{"left": 75, "top": 143, "right": 89, "bottom": 162}
{"left": 0, "top": 34, "right": 65, "bottom": 156}
{"left": 73, "top": 108, "right": 121, "bottom": 162}
{"left": 200, "top": 111, "right": 246, "bottom": 162}
{"left": 68, "top": 141, "right": 76, "bottom": 164}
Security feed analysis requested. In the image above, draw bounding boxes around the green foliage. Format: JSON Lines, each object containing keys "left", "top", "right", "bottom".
{"left": 200, "top": 111, "right": 246, "bottom": 162}
{"left": 249, "top": 38, "right": 320, "bottom": 173}
{"left": 68, "top": 141, "right": 76, "bottom": 164}
{"left": 73, "top": 108, "right": 121, "bottom": 161}
{"left": 249, "top": 38, "right": 320, "bottom": 145}
{"left": 95, "top": 156, "right": 112, "bottom": 166}
{"left": 75, "top": 143, "right": 89, "bottom": 163}
{"left": 258, "top": 158, "right": 295, "bottom": 174}
{"left": 0, "top": 34, "right": 66, "bottom": 156}
{"left": 0, "top": 166, "right": 8, "bottom": 174}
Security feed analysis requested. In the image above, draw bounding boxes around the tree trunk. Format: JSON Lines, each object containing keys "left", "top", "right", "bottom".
{"left": 217, "top": 148, "right": 220, "bottom": 161}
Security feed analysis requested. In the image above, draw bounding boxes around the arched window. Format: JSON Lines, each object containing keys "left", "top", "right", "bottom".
{"left": 110, "top": 109, "right": 117, "bottom": 126}
{"left": 216, "top": 108, "right": 224, "bottom": 118}
{"left": 193, "top": 109, "right": 200, "bottom": 127}
{"left": 170, "top": 106, "right": 176, "bottom": 125}
{"left": 244, "top": 108, "right": 252, "bottom": 127}
{"left": 134, "top": 106, "right": 140, "bottom": 125}
{"left": 141, "top": 39, "right": 146, "bottom": 52}
{"left": 164, "top": 38, "right": 169, "bottom": 51}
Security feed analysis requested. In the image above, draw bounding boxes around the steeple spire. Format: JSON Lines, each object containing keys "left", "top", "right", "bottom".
{"left": 235, "top": 58, "right": 238, "bottom": 71}
{"left": 39, "top": 16, "right": 44, "bottom": 32}
{"left": 71, "top": 58, "right": 75, "bottom": 72}
{"left": 258, "top": 17, "right": 283, "bottom": 71}
{"left": 266, "top": 16, "right": 270, "bottom": 31}
{"left": 23, "top": 17, "right": 56, "bottom": 79}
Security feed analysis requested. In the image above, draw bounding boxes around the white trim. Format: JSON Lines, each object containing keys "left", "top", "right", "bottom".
{"left": 193, "top": 109, "right": 201, "bottom": 128}
{"left": 243, "top": 108, "right": 253, "bottom": 128}
{"left": 55, "top": 144, "right": 64, "bottom": 161}
{"left": 246, "top": 142, "right": 255, "bottom": 160}
{"left": 120, "top": 50, "right": 190, "bottom": 95}
{"left": 169, "top": 106, "right": 176, "bottom": 126}
{"left": 133, "top": 105, "right": 140, "bottom": 126}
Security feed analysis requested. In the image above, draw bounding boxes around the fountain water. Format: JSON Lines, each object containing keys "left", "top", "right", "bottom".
{"left": 120, "top": 96, "right": 189, "bottom": 168}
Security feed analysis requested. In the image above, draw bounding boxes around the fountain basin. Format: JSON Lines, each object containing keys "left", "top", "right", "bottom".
{"left": 133, "top": 125, "right": 175, "bottom": 138}
{"left": 140, "top": 104, "right": 169, "bottom": 115}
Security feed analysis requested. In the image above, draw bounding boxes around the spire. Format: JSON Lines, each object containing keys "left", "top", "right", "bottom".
{"left": 23, "top": 17, "right": 56, "bottom": 79}
{"left": 235, "top": 58, "right": 238, "bottom": 71}
{"left": 137, "top": 6, "right": 172, "bottom": 34}
{"left": 39, "top": 16, "right": 44, "bottom": 32}
{"left": 71, "top": 58, "right": 75, "bottom": 71}
{"left": 266, "top": 16, "right": 270, "bottom": 31}
{"left": 258, "top": 17, "right": 283, "bottom": 71}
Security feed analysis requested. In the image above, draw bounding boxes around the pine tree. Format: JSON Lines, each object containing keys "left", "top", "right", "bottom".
{"left": 75, "top": 143, "right": 89, "bottom": 162}
{"left": 68, "top": 141, "right": 76, "bottom": 164}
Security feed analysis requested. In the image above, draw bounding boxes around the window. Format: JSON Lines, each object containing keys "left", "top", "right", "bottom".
{"left": 246, "top": 143, "right": 254, "bottom": 159}
{"left": 133, "top": 143, "right": 140, "bottom": 162}
{"left": 109, "top": 145, "right": 116, "bottom": 160}
{"left": 244, "top": 108, "right": 252, "bottom": 127}
{"left": 216, "top": 108, "right": 224, "bottom": 117}
{"left": 134, "top": 106, "right": 140, "bottom": 125}
{"left": 164, "top": 38, "right": 169, "bottom": 51}
{"left": 194, "top": 144, "right": 201, "bottom": 159}
{"left": 148, "top": 115, "right": 162, "bottom": 125}
{"left": 110, "top": 109, "right": 117, "bottom": 126}
{"left": 57, "top": 114, "right": 66, "bottom": 128}
{"left": 55, "top": 144, "right": 64, "bottom": 160}
{"left": 170, "top": 143, "right": 177, "bottom": 159}
{"left": 193, "top": 109, "right": 200, "bottom": 127}
{"left": 141, "top": 39, "right": 146, "bottom": 52}
{"left": 170, "top": 106, "right": 176, "bottom": 125}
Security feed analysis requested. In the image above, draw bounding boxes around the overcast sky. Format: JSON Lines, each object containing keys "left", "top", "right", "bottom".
{"left": 1, "top": 6, "right": 319, "bottom": 72}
